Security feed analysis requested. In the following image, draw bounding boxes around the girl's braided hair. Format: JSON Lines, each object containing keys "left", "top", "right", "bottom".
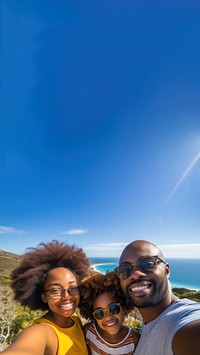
{"left": 79, "top": 270, "right": 134, "bottom": 321}
{"left": 11, "top": 240, "right": 90, "bottom": 311}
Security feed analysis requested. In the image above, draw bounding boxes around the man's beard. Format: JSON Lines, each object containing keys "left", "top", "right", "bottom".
{"left": 125, "top": 279, "right": 167, "bottom": 308}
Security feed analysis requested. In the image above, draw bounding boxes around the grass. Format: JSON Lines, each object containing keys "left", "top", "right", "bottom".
{"left": 0, "top": 250, "right": 21, "bottom": 288}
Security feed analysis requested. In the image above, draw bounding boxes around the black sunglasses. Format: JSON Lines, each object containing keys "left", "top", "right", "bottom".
{"left": 93, "top": 303, "right": 121, "bottom": 320}
{"left": 114, "top": 256, "right": 166, "bottom": 280}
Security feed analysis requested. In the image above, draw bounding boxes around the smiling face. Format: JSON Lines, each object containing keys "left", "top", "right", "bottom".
{"left": 41, "top": 267, "right": 80, "bottom": 326}
{"left": 93, "top": 291, "right": 125, "bottom": 339}
{"left": 119, "top": 240, "right": 170, "bottom": 309}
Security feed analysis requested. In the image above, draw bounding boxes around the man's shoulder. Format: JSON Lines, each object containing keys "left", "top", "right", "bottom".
{"left": 163, "top": 298, "right": 200, "bottom": 343}
{"left": 168, "top": 298, "right": 200, "bottom": 312}
{"left": 171, "top": 297, "right": 200, "bottom": 305}
{"left": 143, "top": 298, "right": 200, "bottom": 332}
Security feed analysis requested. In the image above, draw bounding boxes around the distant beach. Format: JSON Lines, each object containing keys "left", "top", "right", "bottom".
{"left": 90, "top": 257, "right": 200, "bottom": 291}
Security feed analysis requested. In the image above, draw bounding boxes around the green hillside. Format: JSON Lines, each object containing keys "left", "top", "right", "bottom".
{"left": 0, "top": 249, "right": 21, "bottom": 287}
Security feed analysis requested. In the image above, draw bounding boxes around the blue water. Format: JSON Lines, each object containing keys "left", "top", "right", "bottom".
{"left": 89, "top": 257, "right": 200, "bottom": 291}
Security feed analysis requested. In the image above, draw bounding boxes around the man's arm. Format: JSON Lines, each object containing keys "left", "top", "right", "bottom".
{"left": 172, "top": 320, "right": 200, "bottom": 355}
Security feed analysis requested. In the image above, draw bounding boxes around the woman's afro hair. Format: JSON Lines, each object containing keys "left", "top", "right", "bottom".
{"left": 79, "top": 271, "right": 134, "bottom": 321}
{"left": 11, "top": 240, "right": 90, "bottom": 311}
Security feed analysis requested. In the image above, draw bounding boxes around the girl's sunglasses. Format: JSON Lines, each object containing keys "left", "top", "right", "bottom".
{"left": 93, "top": 303, "right": 121, "bottom": 320}
{"left": 114, "top": 256, "right": 166, "bottom": 280}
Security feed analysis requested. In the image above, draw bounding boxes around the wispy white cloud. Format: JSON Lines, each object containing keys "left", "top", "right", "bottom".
{"left": 84, "top": 242, "right": 200, "bottom": 258}
{"left": 84, "top": 242, "right": 127, "bottom": 257}
{"left": 60, "top": 228, "right": 88, "bottom": 235}
{"left": 86, "top": 242, "right": 126, "bottom": 250}
{"left": 159, "top": 243, "right": 200, "bottom": 259}
{"left": 165, "top": 151, "right": 200, "bottom": 205}
{"left": 0, "top": 226, "right": 26, "bottom": 235}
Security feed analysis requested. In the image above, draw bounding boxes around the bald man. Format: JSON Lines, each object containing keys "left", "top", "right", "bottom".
{"left": 115, "top": 240, "right": 200, "bottom": 355}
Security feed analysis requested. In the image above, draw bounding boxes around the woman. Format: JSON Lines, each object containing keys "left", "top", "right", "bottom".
{"left": 2, "top": 240, "right": 90, "bottom": 355}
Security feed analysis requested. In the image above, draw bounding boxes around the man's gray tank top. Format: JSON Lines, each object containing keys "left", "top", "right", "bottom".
{"left": 134, "top": 298, "right": 200, "bottom": 355}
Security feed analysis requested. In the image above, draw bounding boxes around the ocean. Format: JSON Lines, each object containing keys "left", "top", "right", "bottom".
{"left": 89, "top": 257, "right": 200, "bottom": 291}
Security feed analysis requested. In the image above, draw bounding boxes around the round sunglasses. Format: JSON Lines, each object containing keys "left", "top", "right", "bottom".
{"left": 114, "top": 256, "right": 166, "bottom": 280}
{"left": 93, "top": 303, "right": 121, "bottom": 320}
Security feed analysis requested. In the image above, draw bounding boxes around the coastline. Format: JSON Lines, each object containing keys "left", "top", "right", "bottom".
{"left": 91, "top": 262, "right": 200, "bottom": 292}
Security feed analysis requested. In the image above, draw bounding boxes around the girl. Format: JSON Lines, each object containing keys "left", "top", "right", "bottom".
{"left": 79, "top": 271, "right": 140, "bottom": 355}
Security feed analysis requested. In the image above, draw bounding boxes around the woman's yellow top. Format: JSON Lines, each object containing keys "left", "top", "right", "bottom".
{"left": 34, "top": 314, "right": 88, "bottom": 355}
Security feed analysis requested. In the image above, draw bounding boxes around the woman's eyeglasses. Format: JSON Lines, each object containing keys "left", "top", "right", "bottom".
{"left": 93, "top": 303, "right": 121, "bottom": 320}
{"left": 114, "top": 256, "right": 166, "bottom": 280}
{"left": 44, "top": 286, "right": 80, "bottom": 299}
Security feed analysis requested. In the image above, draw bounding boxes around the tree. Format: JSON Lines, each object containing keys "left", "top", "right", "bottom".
{"left": 0, "top": 289, "right": 17, "bottom": 351}
{"left": 0, "top": 288, "right": 43, "bottom": 350}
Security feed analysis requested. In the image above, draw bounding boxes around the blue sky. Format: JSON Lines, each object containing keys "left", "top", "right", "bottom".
{"left": 1, "top": 1, "right": 200, "bottom": 258}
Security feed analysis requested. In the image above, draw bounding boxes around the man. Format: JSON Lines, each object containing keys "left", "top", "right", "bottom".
{"left": 115, "top": 240, "right": 200, "bottom": 355}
